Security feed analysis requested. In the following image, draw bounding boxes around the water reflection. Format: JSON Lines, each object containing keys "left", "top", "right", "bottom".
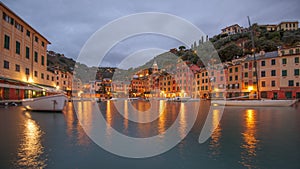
{"left": 178, "top": 103, "right": 187, "bottom": 139}
{"left": 16, "top": 112, "right": 47, "bottom": 168}
{"left": 65, "top": 102, "right": 91, "bottom": 146}
{"left": 123, "top": 100, "right": 129, "bottom": 134}
{"left": 209, "top": 109, "right": 222, "bottom": 158}
{"left": 158, "top": 100, "right": 167, "bottom": 136}
{"left": 240, "top": 109, "right": 259, "bottom": 168}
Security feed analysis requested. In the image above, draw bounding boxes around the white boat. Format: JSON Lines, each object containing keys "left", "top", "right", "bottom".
{"left": 211, "top": 99, "right": 297, "bottom": 107}
{"left": 22, "top": 94, "right": 67, "bottom": 111}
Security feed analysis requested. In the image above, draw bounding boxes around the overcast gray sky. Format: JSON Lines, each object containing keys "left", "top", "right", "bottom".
{"left": 2, "top": 0, "right": 299, "bottom": 67}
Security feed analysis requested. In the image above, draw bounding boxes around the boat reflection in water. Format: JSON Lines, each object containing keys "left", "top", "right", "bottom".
{"left": 16, "top": 112, "right": 47, "bottom": 168}
{"left": 240, "top": 109, "right": 260, "bottom": 168}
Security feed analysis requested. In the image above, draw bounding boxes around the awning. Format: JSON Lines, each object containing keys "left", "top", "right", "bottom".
{"left": 0, "top": 83, "right": 43, "bottom": 91}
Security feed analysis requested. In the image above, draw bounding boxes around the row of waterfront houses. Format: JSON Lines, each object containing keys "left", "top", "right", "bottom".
{"left": 0, "top": 2, "right": 81, "bottom": 100}
{"left": 127, "top": 46, "right": 300, "bottom": 100}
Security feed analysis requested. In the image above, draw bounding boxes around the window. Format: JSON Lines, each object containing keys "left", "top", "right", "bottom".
{"left": 244, "top": 63, "right": 248, "bottom": 68}
{"left": 271, "top": 59, "right": 276, "bottom": 65}
{"left": 282, "top": 51, "right": 285, "bottom": 55}
{"left": 26, "top": 47, "right": 30, "bottom": 59}
{"left": 205, "top": 72, "right": 208, "bottom": 76}
{"left": 295, "top": 69, "right": 300, "bottom": 76}
{"left": 296, "top": 82, "right": 300, "bottom": 87}
{"left": 235, "top": 75, "right": 238, "bottom": 81}
{"left": 288, "top": 80, "right": 294, "bottom": 87}
{"left": 41, "top": 73, "right": 44, "bottom": 79}
{"left": 3, "top": 12, "right": 14, "bottom": 25}
{"left": 34, "top": 52, "right": 38, "bottom": 62}
{"left": 42, "top": 41, "right": 45, "bottom": 47}
{"left": 4, "top": 35, "right": 10, "bottom": 49}
{"left": 282, "top": 70, "right": 287, "bottom": 76}
{"left": 211, "top": 71, "right": 214, "bottom": 76}
{"left": 229, "top": 68, "right": 232, "bottom": 73}
{"left": 235, "top": 67, "right": 238, "bottom": 72}
{"left": 4, "top": 60, "right": 9, "bottom": 69}
{"left": 282, "top": 58, "right": 287, "bottom": 64}
{"left": 244, "top": 82, "right": 248, "bottom": 88}
{"left": 15, "top": 64, "right": 20, "bottom": 72}
{"left": 14, "top": 21, "right": 23, "bottom": 32}
{"left": 51, "top": 76, "right": 54, "bottom": 81}
{"left": 271, "top": 70, "right": 276, "bottom": 76}
{"left": 229, "top": 76, "right": 233, "bottom": 81}
{"left": 261, "top": 60, "right": 266, "bottom": 66}
{"left": 295, "top": 57, "right": 299, "bottom": 63}
{"left": 271, "top": 80, "right": 276, "bottom": 87}
{"left": 16, "top": 41, "right": 20, "bottom": 54}
{"left": 34, "top": 71, "right": 38, "bottom": 77}
{"left": 289, "top": 49, "right": 293, "bottom": 55}
{"left": 245, "top": 72, "right": 248, "bottom": 77}
{"left": 26, "top": 30, "right": 30, "bottom": 37}
{"left": 296, "top": 49, "right": 300, "bottom": 54}
{"left": 41, "top": 55, "right": 45, "bottom": 66}
{"left": 261, "top": 81, "right": 266, "bottom": 87}
{"left": 220, "top": 76, "right": 224, "bottom": 81}
{"left": 46, "top": 75, "right": 49, "bottom": 80}
{"left": 261, "top": 71, "right": 266, "bottom": 77}
{"left": 35, "top": 36, "right": 38, "bottom": 42}
{"left": 253, "top": 72, "right": 257, "bottom": 77}
{"left": 25, "top": 68, "right": 30, "bottom": 75}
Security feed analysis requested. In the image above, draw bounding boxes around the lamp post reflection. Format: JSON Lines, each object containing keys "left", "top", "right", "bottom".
{"left": 17, "top": 112, "right": 46, "bottom": 168}
{"left": 240, "top": 109, "right": 259, "bottom": 168}
{"left": 209, "top": 109, "right": 222, "bottom": 158}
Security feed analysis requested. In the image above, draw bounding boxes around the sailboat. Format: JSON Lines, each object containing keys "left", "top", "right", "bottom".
{"left": 212, "top": 17, "right": 297, "bottom": 107}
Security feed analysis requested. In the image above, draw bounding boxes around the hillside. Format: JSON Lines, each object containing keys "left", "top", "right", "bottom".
{"left": 210, "top": 24, "right": 300, "bottom": 61}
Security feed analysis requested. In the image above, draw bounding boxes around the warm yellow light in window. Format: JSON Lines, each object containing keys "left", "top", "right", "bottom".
{"left": 248, "top": 86, "right": 253, "bottom": 91}
{"left": 28, "top": 77, "right": 34, "bottom": 83}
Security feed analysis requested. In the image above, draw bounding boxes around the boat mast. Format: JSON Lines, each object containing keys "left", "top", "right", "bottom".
{"left": 247, "top": 16, "right": 260, "bottom": 100}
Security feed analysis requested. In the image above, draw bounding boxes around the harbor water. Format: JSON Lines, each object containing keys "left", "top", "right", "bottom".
{"left": 0, "top": 100, "right": 300, "bottom": 169}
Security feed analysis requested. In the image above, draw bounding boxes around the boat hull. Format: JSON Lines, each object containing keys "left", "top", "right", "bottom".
{"left": 22, "top": 94, "right": 67, "bottom": 111}
{"left": 211, "top": 99, "right": 297, "bottom": 107}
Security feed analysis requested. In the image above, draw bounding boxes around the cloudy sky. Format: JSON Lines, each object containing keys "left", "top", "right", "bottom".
{"left": 2, "top": 0, "right": 299, "bottom": 68}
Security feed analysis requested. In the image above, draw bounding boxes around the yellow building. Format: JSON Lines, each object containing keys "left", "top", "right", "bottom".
{"left": 221, "top": 24, "right": 243, "bottom": 35}
{"left": 0, "top": 2, "right": 56, "bottom": 100}
{"left": 0, "top": 2, "right": 52, "bottom": 85}
{"left": 277, "top": 21, "right": 299, "bottom": 31}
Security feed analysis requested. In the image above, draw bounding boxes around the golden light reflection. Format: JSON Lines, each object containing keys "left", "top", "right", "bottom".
{"left": 240, "top": 109, "right": 259, "bottom": 168}
{"left": 17, "top": 113, "right": 46, "bottom": 168}
{"left": 65, "top": 102, "right": 75, "bottom": 138}
{"left": 73, "top": 102, "right": 92, "bottom": 146}
{"left": 209, "top": 109, "right": 222, "bottom": 157}
{"left": 137, "top": 101, "right": 152, "bottom": 137}
{"left": 106, "top": 101, "right": 113, "bottom": 139}
{"left": 178, "top": 103, "right": 187, "bottom": 139}
{"left": 158, "top": 100, "right": 166, "bottom": 135}
{"left": 123, "top": 100, "right": 129, "bottom": 131}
